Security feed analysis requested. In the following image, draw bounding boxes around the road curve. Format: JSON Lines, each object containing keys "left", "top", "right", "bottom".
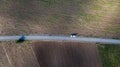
{"left": 0, "top": 36, "right": 120, "bottom": 44}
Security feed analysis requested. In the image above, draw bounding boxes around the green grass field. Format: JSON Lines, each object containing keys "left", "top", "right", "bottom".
{"left": 98, "top": 44, "right": 120, "bottom": 67}
{"left": 0, "top": 0, "right": 120, "bottom": 37}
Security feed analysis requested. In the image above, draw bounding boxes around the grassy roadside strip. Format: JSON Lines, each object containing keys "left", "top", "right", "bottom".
{"left": 98, "top": 44, "right": 120, "bottom": 67}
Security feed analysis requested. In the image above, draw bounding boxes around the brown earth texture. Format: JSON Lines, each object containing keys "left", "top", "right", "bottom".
{"left": 32, "top": 41, "right": 102, "bottom": 67}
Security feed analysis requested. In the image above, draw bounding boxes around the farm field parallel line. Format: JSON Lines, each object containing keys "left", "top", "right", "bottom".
{"left": 2, "top": 44, "right": 12, "bottom": 67}
{"left": 32, "top": 41, "right": 102, "bottom": 67}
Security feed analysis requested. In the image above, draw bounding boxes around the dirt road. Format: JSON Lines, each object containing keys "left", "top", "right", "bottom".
{"left": 32, "top": 41, "right": 102, "bottom": 67}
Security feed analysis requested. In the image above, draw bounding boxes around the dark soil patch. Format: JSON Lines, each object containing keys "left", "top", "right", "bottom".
{"left": 32, "top": 41, "right": 102, "bottom": 67}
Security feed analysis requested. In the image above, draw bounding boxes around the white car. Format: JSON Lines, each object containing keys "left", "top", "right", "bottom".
{"left": 70, "top": 33, "right": 77, "bottom": 37}
{"left": 70, "top": 35, "right": 76, "bottom": 37}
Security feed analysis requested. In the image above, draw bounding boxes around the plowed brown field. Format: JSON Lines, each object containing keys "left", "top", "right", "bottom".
{"left": 32, "top": 41, "right": 102, "bottom": 67}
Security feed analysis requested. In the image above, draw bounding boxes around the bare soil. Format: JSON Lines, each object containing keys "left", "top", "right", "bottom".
{"left": 0, "top": 42, "right": 40, "bottom": 67}
{"left": 32, "top": 41, "right": 102, "bottom": 67}
{"left": 0, "top": 41, "right": 102, "bottom": 67}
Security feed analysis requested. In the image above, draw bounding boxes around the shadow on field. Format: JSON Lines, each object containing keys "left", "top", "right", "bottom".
{"left": 16, "top": 35, "right": 25, "bottom": 43}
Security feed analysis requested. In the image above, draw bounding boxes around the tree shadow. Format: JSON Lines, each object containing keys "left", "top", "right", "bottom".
{"left": 16, "top": 35, "right": 25, "bottom": 43}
